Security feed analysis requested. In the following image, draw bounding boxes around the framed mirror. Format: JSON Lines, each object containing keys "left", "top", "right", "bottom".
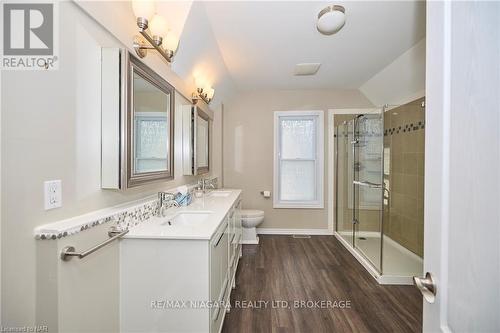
{"left": 182, "top": 106, "right": 211, "bottom": 175}
{"left": 195, "top": 110, "right": 210, "bottom": 174}
{"left": 127, "top": 55, "right": 175, "bottom": 187}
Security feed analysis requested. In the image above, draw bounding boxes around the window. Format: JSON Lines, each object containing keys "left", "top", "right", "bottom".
{"left": 134, "top": 112, "right": 169, "bottom": 173}
{"left": 274, "top": 111, "right": 324, "bottom": 208}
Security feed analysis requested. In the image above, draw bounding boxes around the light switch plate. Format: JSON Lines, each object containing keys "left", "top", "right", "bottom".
{"left": 44, "top": 180, "right": 62, "bottom": 210}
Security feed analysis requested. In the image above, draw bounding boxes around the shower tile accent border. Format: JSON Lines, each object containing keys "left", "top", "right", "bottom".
{"left": 384, "top": 121, "right": 425, "bottom": 136}
{"left": 34, "top": 183, "right": 198, "bottom": 240}
{"left": 334, "top": 121, "right": 424, "bottom": 138}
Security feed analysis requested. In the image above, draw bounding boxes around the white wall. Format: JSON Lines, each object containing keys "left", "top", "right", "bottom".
{"left": 360, "top": 38, "right": 426, "bottom": 106}
{"left": 224, "top": 89, "right": 373, "bottom": 231}
{"left": 1, "top": 1, "right": 235, "bottom": 329}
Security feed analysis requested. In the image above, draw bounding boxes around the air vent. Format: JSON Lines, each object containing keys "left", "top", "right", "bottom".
{"left": 292, "top": 235, "right": 312, "bottom": 239}
{"left": 293, "top": 63, "right": 321, "bottom": 76}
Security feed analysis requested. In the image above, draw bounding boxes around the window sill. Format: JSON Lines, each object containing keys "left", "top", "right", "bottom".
{"left": 273, "top": 203, "right": 324, "bottom": 209}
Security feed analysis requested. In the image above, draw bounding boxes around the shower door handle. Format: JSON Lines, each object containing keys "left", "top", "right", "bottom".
{"left": 413, "top": 272, "right": 437, "bottom": 303}
{"left": 353, "top": 180, "right": 382, "bottom": 189}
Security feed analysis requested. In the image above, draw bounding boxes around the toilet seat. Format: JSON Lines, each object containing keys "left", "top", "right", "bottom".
{"left": 241, "top": 209, "right": 264, "bottom": 218}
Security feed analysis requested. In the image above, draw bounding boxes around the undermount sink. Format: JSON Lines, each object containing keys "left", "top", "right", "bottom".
{"left": 209, "top": 191, "right": 232, "bottom": 197}
{"left": 163, "top": 212, "right": 212, "bottom": 227}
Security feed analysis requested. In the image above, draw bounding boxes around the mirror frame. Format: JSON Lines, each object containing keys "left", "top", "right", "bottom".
{"left": 195, "top": 108, "right": 210, "bottom": 175}
{"left": 124, "top": 53, "right": 175, "bottom": 188}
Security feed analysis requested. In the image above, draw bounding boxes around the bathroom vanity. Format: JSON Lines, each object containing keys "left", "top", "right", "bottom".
{"left": 120, "top": 189, "right": 242, "bottom": 333}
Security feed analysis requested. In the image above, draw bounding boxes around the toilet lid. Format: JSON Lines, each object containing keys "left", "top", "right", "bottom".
{"left": 241, "top": 209, "right": 264, "bottom": 218}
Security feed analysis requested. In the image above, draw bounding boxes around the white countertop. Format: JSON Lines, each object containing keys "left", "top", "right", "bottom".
{"left": 124, "top": 189, "right": 242, "bottom": 240}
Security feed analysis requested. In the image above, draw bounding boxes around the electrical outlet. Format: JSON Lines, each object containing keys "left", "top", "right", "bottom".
{"left": 44, "top": 180, "right": 62, "bottom": 210}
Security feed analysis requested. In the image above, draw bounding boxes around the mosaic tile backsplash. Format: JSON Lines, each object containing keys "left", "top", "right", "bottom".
{"left": 34, "top": 182, "right": 210, "bottom": 240}
{"left": 35, "top": 200, "right": 160, "bottom": 240}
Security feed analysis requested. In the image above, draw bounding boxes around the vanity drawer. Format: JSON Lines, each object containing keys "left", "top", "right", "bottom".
{"left": 211, "top": 271, "right": 230, "bottom": 333}
{"left": 210, "top": 218, "right": 229, "bottom": 330}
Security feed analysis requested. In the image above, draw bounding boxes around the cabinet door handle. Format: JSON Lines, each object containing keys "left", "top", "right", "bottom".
{"left": 214, "top": 225, "right": 227, "bottom": 247}
{"left": 213, "top": 278, "right": 229, "bottom": 321}
{"left": 212, "top": 306, "right": 220, "bottom": 322}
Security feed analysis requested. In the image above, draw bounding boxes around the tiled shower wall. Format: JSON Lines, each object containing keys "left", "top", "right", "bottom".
{"left": 383, "top": 97, "right": 425, "bottom": 257}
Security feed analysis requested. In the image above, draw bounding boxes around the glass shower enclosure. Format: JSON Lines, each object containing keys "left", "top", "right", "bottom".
{"left": 335, "top": 102, "right": 425, "bottom": 284}
{"left": 335, "top": 112, "right": 384, "bottom": 274}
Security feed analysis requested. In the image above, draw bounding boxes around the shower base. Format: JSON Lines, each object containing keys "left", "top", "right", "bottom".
{"left": 335, "top": 231, "right": 423, "bottom": 285}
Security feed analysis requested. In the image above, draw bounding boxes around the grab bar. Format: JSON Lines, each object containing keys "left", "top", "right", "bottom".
{"left": 353, "top": 180, "right": 383, "bottom": 189}
{"left": 60, "top": 229, "right": 129, "bottom": 261}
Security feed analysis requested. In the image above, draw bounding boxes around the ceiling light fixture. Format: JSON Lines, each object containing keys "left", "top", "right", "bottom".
{"left": 132, "top": 0, "right": 179, "bottom": 63}
{"left": 317, "top": 5, "right": 346, "bottom": 36}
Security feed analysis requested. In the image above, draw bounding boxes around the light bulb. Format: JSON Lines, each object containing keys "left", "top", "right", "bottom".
{"left": 149, "top": 15, "right": 168, "bottom": 37}
{"left": 203, "top": 84, "right": 211, "bottom": 96}
{"left": 194, "top": 77, "right": 204, "bottom": 90}
{"left": 132, "top": 0, "right": 156, "bottom": 20}
{"left": 163, "top": 31, "right": 179, "bottom": 52}
{"left": 207, "top": 88, "right": 215, "bottom": 100}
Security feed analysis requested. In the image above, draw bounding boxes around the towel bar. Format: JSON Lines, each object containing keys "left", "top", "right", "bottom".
{"left": 60, "top": 229, "right": 129, "bottom": 261}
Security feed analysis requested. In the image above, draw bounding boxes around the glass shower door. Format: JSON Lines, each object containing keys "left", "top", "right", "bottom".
{"left": 352, "top": 113, "right": 384, "bottom": 272}
{"left": 335, "top": 122, "right": 353, "bottom": 246}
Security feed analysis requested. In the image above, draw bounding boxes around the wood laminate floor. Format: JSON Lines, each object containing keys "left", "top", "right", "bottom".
{"left": 222, "top": 235, "right": 422, "bottom": 333}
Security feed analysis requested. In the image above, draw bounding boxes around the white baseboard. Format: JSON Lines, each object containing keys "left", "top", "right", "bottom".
{"left": 257, "top": 228, "right": 332, "bottom": 235}
{"left": 337, "top": 230, "right": 379, "bottom": 238}
{"left": 377, "top": 275, "right": 414, "bottom": 285}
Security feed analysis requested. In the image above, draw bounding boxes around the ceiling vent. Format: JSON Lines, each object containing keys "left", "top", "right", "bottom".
{"left": 294, "top": 63, "right": 321, "bottom": 76}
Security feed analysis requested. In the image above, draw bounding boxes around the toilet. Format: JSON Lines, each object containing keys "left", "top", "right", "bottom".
{"left": 240, "top": 209, "right": 265, "bottom": 244}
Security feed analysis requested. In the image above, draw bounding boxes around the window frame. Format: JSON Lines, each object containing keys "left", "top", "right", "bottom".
{"left": 273, "top": 110, "right": 324, "bottom": 209}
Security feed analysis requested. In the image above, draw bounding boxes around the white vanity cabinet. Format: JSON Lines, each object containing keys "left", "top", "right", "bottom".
{"left": 120, "top": 191, "right": 242, "bottom": 333}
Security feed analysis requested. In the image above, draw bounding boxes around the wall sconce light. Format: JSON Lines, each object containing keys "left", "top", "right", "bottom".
{"left": 132, "top": 1, "right": 179, "bottom": 63}
{"left": 192, "top": 78, "right": 215, "bottom": 104}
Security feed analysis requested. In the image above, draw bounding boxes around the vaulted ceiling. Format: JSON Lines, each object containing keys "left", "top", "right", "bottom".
{"left": 203, "top": 1, "right": 426, "bottom": 91}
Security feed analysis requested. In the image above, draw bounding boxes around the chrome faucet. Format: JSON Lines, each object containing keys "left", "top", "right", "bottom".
{"left": 206, "top": 179, "right": 217, "bottom": 190}
{"left": 198, "top": 178, "right": 218, "bottom": 194}
{"left": 197, "top": 178, "right": 205, "bottom": 193}
{"left": 157, "top": 192, "right": 179, "bottom": 217}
